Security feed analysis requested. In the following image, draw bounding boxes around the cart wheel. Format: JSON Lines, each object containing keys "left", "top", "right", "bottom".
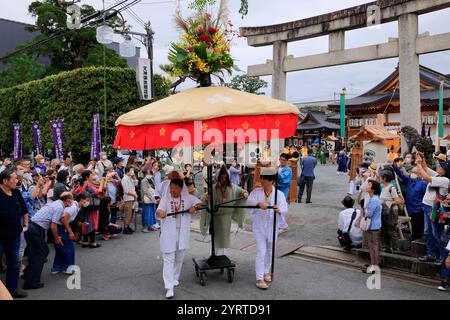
{"left": 227, "top": 268, "right": 234, "bottom": 283}
{"left": 200, "top": 272, "right": 207, "bottom": 286}
{"left": 195, "top": 266, "right": 200, "bottom": 278}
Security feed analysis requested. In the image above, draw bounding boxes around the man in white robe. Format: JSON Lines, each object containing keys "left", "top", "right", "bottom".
{"left": 156, "top": 178, "right": 201, "bottom": 299}
{"left": 247, "top": 167, "right": 288, "bottom": 290}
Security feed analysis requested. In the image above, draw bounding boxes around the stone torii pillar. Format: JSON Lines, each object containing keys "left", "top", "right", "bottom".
{"left": 399, "top": 13, "right": 421, "bottom": 152}
{"left": 272, "top": 41, "right": 287, "bottom": 100}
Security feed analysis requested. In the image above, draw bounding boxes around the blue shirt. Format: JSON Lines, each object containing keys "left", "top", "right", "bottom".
{"left": 115, "top": 167, "right": 124, "bottom": 179}
{"left": 393, "top": 166, "right": 427, "bottom": 214}
{"left": 278, "top": 166, "right": 292, "bottom": 189}
{"left": 366, "top": 195, "right": 382, "bottom": 230}
{"left": 107, "top": 182, "right": 117, "bottom": 204}
{"left": 34, "top": 165, "right": 47, "bottom": 174}
{"left": 228, "top": 166, "right": 241, "bottom": 186}
{"left": 301, "top": 156, "right": 317, "bottom": 177}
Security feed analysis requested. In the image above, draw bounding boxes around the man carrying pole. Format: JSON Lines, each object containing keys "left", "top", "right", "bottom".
{"left": 156, "top": 178, "right": 202, "bottom": 299}
{"left": 247, "top": 167, "right": 288, "bottom": 290}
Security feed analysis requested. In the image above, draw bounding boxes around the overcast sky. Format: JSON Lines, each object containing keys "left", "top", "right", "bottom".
{"left": 1, "top": 0, "right": 450, "bottom": 103}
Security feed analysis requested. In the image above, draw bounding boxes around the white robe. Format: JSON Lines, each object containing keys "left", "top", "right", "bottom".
{"left": 247, "top": 186, "right": 288, "bottom": 281}
{"left": 157, "top": 193, "right": 201, "bottom": 253}
{"left": 248, "top": 187, "right": 288, "bottom": 242}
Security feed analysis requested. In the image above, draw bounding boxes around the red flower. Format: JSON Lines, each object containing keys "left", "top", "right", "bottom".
{"left": 204, "top": 13, "right": 212, "bottom": 21}
{"left": 197, "top": 26, "right": 205, "bottom": 33}
{"left": 186, "top": 46, "right": 193, "bottom": 52}
{"left": 199, "top": 34, "right": 211, "bottom": 43}
{"left": 208, "top": 26, "right": 218, "bottom": 34}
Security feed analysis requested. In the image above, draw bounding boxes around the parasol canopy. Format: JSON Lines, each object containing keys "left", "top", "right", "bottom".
{"left": 114, "top": 86, "right": 300, "bottom": 150}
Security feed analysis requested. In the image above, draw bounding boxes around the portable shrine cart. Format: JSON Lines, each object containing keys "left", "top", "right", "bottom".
{"left": 113, "top": 86, "right": 299, "bottom": 286}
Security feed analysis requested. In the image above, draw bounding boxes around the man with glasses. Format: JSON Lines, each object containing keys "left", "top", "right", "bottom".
{"left": 278, "top": 154, "right": 293, "bottom": 232}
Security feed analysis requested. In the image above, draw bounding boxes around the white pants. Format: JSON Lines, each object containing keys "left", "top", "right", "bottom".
{"left": 255, "top": 236, "right": 273, "bottom": 281}
{"left": 279, "top": 214, "right": 288, "bottom": 229}
{"left": 348, "top": 180, "right": 355, "bottom": 195}
{"left": 163, "top": 249, "right": 186, "bottom": 290}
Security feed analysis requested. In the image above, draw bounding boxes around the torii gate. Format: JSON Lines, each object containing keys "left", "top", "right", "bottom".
{"left": 240, "top": 0, "right": 450, "bottom": 150}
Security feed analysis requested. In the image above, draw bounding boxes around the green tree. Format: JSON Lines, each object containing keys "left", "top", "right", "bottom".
{"left": 17, "top": 0, "right": 127, "bottom": 73}
{"left": 0, "top": 54, "right": 46, "bottom": 89}
{"left": 153, "top": 74, "right": 172, "bottom": 101}
{"left": 225, "top": 74, "right": 268, "bottom": 95}
{"left": 189, "top": 0, "right": 248, "bottom": 17}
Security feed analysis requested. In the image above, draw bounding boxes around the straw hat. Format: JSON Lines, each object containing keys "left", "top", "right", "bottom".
{"left": 260, "top": 167, "right": 278, "bottom": 176}
{"left": 162, "top": 164, "right": 175, "bottom": 175}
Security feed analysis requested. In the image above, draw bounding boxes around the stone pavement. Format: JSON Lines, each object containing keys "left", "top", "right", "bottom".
{"left": 3, "top": 164, "right": 449, "bottom": 299}
{"left": 6, "top": 226, "right": 449, "bottom": 300}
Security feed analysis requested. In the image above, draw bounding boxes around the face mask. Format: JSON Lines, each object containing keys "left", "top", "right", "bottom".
{"left": 146, "top": 175, "right": 152, "bottom": 179}
{"left": 83, "top": 201, "right": 90, "bottom": 207}
{"left": 404, "top": 158, "right": 412, "bottom": 164}
{"left": 102, "top": 155, "right": 107, "bottom": 160}
{"left": 17, "top": 170, "right": 24, "bottom": 177}
{"left": 410, "top": 173, "right": 418, "bottom": 180}
{"left": 93, "top": 175, "right": 99, "bottom": 180}
{"left": 40, "top": 159, "right": 45, "bottom": 165}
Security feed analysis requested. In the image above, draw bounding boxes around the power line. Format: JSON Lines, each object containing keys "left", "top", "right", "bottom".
{"left": 0, "top": 0, "right": 138, "bottom": 62}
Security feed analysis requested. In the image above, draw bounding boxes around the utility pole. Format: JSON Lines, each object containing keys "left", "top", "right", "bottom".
{"left": 144, "top": 21, "right": 155, "bottom": 101}
{"left": 124, "top": 22, "right": 155, "bottom": 101}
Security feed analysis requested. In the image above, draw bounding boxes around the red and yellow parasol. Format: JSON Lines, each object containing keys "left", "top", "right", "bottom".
{"left": 113, "top": 86, "right": 299, "bottom": 150}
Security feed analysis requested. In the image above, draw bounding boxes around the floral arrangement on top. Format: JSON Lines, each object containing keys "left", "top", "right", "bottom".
{"left": 161, "top": 0, "right": 240, "bottom": 87}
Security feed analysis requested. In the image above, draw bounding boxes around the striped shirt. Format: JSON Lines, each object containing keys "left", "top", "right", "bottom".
{"left": 31, "top": 200, "right": 65, "bottom": 230}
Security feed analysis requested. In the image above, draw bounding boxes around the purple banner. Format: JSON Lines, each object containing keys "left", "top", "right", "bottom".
{"left": 90, "top": 114, "right": 101, "bottom": 161}
{"left": 32, "top": 121, "right": 43, "bottom": 156}
{"left": 51, "top": 119, "right": 65, "bottom": 160}
{"left": 13, "top": 123, "right": 22, "bottom": 161}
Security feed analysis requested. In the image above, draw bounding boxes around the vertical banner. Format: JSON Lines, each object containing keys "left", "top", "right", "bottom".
{"left": 13, "top": 123, "right": 22, "bottom": 161}
{"left": 32, "top": 121, "right": 43, "bottom": 156}
{"left": 51, "top": 119, "right": 65, "bottom": 160}
{"left": 340, "top": 89, "right": 346, "bottom": 145}
{"left": 136, "top": 58, "right": 152, "bottom": 101}
{"left": 90, "top": 114, "right": 101, "bottom": 161}
{"left": 439, "top": 79, "right": 444, "bottom": 138}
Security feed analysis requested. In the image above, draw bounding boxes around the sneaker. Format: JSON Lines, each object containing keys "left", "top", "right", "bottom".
{"left": 174, "top": 280, "right": 179, "bottom": 287}
{"left": 438, "top": 282, "right": 448, "bottom": 291}
{"left": 142, "top": 228, "right": 150, "bottom": 233}
{"left": 63, "top": 267, "right": 76, "bottom": 275}
{"left": 419, "top": 255, "right": 436, "bottom": 262}
{"left": 153, "top": 223, "right": 161, "bottom": 229}
{"left": 51, "top": 269, "right": 62, "bottom": 274}
{"left": 128, "top": 226, "right": 135, "bottom": 233}
{"left": 166, "top": 289, "right": 174, "bottom": 299}
{"left": 11, "top": 289, "right": 28, "bottom": 298}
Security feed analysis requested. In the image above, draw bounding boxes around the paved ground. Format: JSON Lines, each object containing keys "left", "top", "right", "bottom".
{"left": 2, "top": 164, "right": 450, "bottom": 300}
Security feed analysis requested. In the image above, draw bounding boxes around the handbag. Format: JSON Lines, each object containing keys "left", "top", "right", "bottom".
{"left": 359, "top": 207, "right": 372, "bottom": 232}
{"left": 337, "top": 209, "right": 357, "bottom": 248}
